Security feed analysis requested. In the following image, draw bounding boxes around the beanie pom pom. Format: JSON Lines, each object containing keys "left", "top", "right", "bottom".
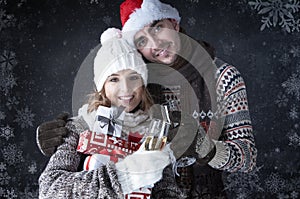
{"left": 100, "top": 28, "right": 122, "bottom": 45}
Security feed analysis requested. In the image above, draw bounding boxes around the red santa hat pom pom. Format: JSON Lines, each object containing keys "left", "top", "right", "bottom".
{"left": 100, "top": 28, "right": 122, "bottom": 45}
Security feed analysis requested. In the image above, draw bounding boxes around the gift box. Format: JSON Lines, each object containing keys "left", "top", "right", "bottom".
{"left": 77, "top": 130, "right": 141, "bottom": 157}
{"left": 125, "top": 187, "right": 152, "bottom": 199}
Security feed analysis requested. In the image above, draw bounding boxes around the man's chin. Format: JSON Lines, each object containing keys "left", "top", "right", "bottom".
{"left": 156, "top": 55, "right": 177, "bottom": 65}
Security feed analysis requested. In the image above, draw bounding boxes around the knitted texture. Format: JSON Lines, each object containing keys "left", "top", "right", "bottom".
{"left": 38, "top": 117, "right": 123, "bottom": 199}
{"left": 39, "top": 116, "right": 182, "bottom": 198}
{"left": 208, "top": 62, "right": 257, "bottom": 172}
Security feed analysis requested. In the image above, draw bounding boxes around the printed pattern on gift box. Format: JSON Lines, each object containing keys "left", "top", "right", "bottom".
{"left": 77, "top": 130, "right": 152, "bottom": 198}
{"left": 77, "top": 130, "right": 141, "bottom": 156}
{"left": 125, "top": 187, "right": 152, "bottom": 199}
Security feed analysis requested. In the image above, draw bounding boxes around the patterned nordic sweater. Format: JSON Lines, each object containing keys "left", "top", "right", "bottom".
{"left": 207, "top": 59, "right": 257, "bottom": 172}
{"left": 38, "top": 116, "right": 184, "bottom": 199}
{"left": 147, "top": 55, "right": 257, "bottom": 197}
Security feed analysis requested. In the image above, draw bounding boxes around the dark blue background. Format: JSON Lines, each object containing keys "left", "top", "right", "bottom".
{"left": 0, "top": 0, "right": 299, "bottom": 198}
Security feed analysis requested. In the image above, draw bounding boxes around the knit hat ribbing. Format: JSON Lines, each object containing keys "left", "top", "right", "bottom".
{"left": 93, "top": 28, "right": 148, "bottom": 91}
{"left": 120, "top": 0, "right": 181, "bottom": 46}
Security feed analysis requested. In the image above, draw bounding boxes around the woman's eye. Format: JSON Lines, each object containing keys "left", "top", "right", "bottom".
{"left": 129, "top": 75, "right": 140, "bottom": 80}
{"left": 109, "top": 77, "right": 119, "bottom": 82}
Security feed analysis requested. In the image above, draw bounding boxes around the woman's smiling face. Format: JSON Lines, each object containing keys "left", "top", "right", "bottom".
{"left": 104, "top": 69, "right": 144, "bottom": 112}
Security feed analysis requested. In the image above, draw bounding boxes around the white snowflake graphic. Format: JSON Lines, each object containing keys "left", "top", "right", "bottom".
{"left": 0, "top": 172, "right": 11, "bottom": 185}
{"left": 275, "top": 92, "right": 289, "bottom": 107}
{"left": 279, "top": 52, "right": 291, "bottom": 66}
{"left": 0, "top": 125, "right": 14, "bottom": 140}
{"left": 187, "top": 17, "right": 196, "bottom": 26}
{"left": 291, "top": 17, "right": 300, "bottom": 31}
{"left": 0, "top": 0, "right": 8, "bottom": 5}
{"left": 20, "top": 187, "right": 39, "bottom": 199}
{"left": 1, "top": 144, "right": 24, "bottom": 166}
{"left": 249, "top": 0, "right": 300, "bottom": 33}
{"left": 28, "top": 162, "right": 37, "bottom": 174}
{"left": 290, "top": 45, "right": 300, "bottom": 57}
{"left": 0, "top": 50, "right": 18, "bottom": 71}
{"left": 5, "top": 96, "right": 19, "bottom": 110}
{"left": 102, "top": 16, "right": 111, "bottom": 26}
{"left": 282, "top": 73, "right": 300, "bottom": 100}
{"left": 288, "top": 105, "right": 299, "bottom": 120}
{"left": 288, "top": 131, "right": 300, "bottom": 147}
{"left": 0, "top": 9, "right": 16, "bottom": 31}
{"left": 14, "top": 107, "right": 35, "bottom": 129}
{"left": 5, "top": 188, "right": 17, "bottom": 199}
{"left": 90, "top": 0, "right": 99, "bottom": 4}
{"left": 0, "top": 162, "right": 6, "bottom": 172}
{"left": 0, "top": 111, "right": 5, "bottom": 120}
{"left": 265, "top": 172, "right": 286, "bottom": 194}
{"left": 0, "top": 73, "right": 17, "bottom": 95}
{"left": 290, "top": 191, "right": 299, "bottom": 199}
{"left": 186, "top": 0, "right": 199, "bottom": 3}
{"left": 225, "top": 167, "right": 264, "bottom": 196}
{"left": 0, "top": 187, "right": 4, "bottom": 197}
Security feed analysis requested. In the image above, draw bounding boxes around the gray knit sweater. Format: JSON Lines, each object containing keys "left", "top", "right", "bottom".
{"left": 39, "top": 116, "right": 184, "bottom": 199}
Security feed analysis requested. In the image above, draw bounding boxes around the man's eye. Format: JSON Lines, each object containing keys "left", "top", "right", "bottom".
{"left": 154, "top": 25, "right": 161, "bottom": 33}
{"left": 136, "top": 38, "right": 146, "bottom": 48}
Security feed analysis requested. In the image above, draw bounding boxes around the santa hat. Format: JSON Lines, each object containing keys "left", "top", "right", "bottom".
{"left": 120, "top": 0, "right": 181, "bottom": 46}
{"left": 94, "top": 28, "right": 148, "bottom": 92}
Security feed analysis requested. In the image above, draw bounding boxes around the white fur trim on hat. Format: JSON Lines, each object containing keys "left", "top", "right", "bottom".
{"left": 122, "top": 0, "right": 181, "bottom": 47}
{"left": 94, "top": 28, "right": 148, "bottom": 92}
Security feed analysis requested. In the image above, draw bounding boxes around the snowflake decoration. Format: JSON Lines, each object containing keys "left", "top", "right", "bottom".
{"left": 0, "top": 9, "right": 16, "bottom": 31}
{"left": 187, "top": 17, "right": 196, "bottom": 26}
{"left": 5, "top": 96, "right": 19, "bottom": 110}
{"left": 275, "top": 92, "right": 289, "bottom": 107}
{"left": 186, "top": 0, "right": 199, "bottom": 3}
{"left": 288, "top": 132, "right": 300, "bottom": 147}
{"left": 14, "top": 107, "right": 35, "bottom": 129}
{"left": 20, "top": 187, "right": 39, "bottom": 199}
{"left": 290, "top": 45, "right": 300, "bottom": 58}
{"left": 290, "top": 191, "right": 299, "bottom": 199}
{"left": 1, "top": 144, "right": 24, "bottom": 166}
{"left": 0, "top": 172, "right": 11, "bottom": 185}
{"left": 282, "top": 73, "right": 300, "bottom": 100}
{"left": 265, "top": 172, "right": 286, "bottom": 194}
{"left": 291, "top": 17, "right": 300, "bottom": 31}
{"left": 0, "top": 50, "right": 18, "bottom": 71}
{"left": 102, "top": 16, "right": 111, "bottom": 26}
{"left": 288, "top": 105, "right": 299, "bottom": 120}
{"left": 0, "top": 111, "right": 5, "bottom": 120}
{"left": 0, "top": 162, "right": 6, "bottom": 172}
{"left": 279, "top": 52, "right": 291, "bottom": 66}
{"left": 0, "top": 187, "right": 4, "bottom": 197}
{"left": 90, "top": 0, "right": 99, "bottom": 4}
{"left": 0, "top": 125, "right": 14, "bottom": 140}
{"left": 0, "top": 0, "right": 7, "bottom": 5}
{"left": 5, "top": 188, "right": 17, "bottom": 199}
{"left": 0, "top": 73, "right": 17, "bottom": 95}
{"left": 225, "top": 167, "right": 264, "bottom": 196}
{"left": 28, "top": 162, "right": 37, "bottom": 174}
{"left": 249, "top": 0, "right": 300, "bottom": 33}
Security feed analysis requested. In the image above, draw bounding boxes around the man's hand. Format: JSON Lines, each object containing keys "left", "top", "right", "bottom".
{"left": 195, "top": 127, "right": 216, "bottom": 164}
{"left": 36, "top": 112, "right": 69, "bottom": 156}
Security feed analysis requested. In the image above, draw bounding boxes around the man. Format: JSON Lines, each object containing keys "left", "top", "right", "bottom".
{"left": 37, "top": 0, "right": 257, "bottom": 198}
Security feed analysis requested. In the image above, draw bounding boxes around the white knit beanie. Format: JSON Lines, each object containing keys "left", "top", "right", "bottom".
{"left": 93, "top": 28, "right": 148, "bottom": 91}
{"left": 120, "top": 0, "right": 181, "bottom": 46}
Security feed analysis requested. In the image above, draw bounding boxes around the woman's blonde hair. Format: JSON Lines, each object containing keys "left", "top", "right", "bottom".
{"left": 87, "top": 85, "right": 154, "bottom": 113}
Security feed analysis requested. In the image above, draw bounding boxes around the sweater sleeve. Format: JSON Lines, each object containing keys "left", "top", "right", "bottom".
{"left": 38, "top": 117, "right": 123, "bottom": 199}
{"left": 207, "top": 63, "right": 257, "bottom": 173}
{"left": 151, "top": 165, "right": 187, "bottom": 199}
